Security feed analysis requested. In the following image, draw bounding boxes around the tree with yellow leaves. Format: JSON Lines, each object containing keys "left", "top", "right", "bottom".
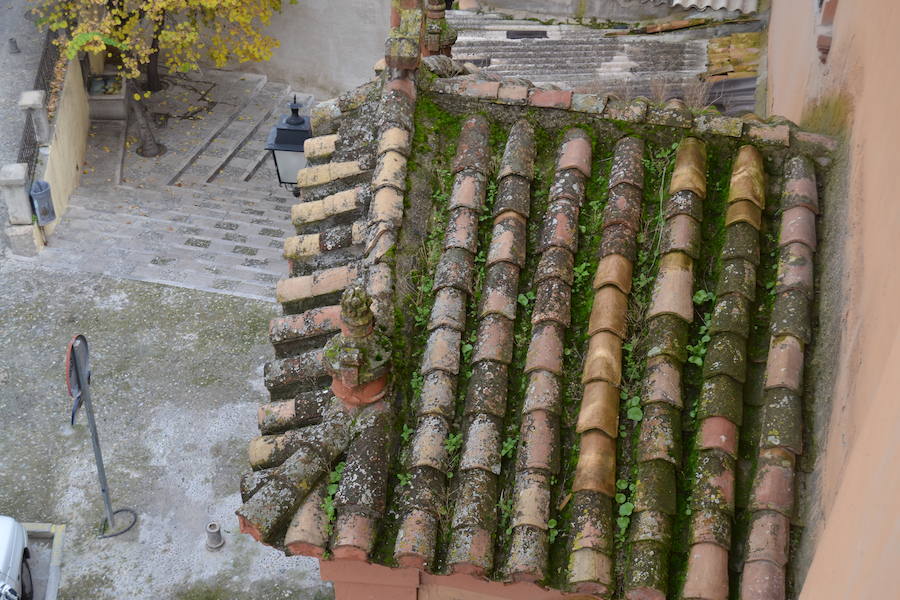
{"left": 34, "top": 0, "right": 290, "bottom": 92}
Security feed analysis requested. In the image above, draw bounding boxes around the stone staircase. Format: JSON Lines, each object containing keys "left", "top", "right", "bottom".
{"left": 36, "top": 71, "right": 314, "bottom": 301}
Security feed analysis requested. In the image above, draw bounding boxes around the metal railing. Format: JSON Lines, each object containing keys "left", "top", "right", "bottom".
{"left": 16, "top": 28, "right": 61, "bottom": 180}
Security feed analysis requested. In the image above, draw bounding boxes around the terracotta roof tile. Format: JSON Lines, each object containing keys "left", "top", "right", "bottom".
{"left": 417, "top": 369, "right": 457, "bottom": 418}
{"left": 522, "top": 370, "right": 562, "bottom": 415}
{"left": 715, "top": 258, "right": 758, "bottom": 301}
{"left": 506, "top": 525, "right": 548, "bottom": 582}
{"left": 669, "top": 137, "right": 708, "bottom": 198}
{"left": 776, "top": 242, "right": 814, "bottom": 297}
{"left": 447, "top": 526, "right": 493, "bottom": 576}
{"left": 748, "top": 447, "right": 795, "bottom": 516}
{"left": 535, "top": 246, "right": 575, "bottom": 287}
{"left": 740, "top": 557, "right": 785, "bottom": 600}
{"left": 721, "top": 221, "right": 761, "bottom": 265}
{"left": 688, "top": 509, "right": 731, "bottom": 549}
{"left": 725, "top": 199, "right": 762, "bottom": 229}
{"left": 763, "top": 334, "right": 804, "bottom": 393}
{"left": 643, "top": 355, "right": 683, "bottom": 408}
{"left": 372, "top": 150, "right": 408, "bottom": 192}
{"left": 433, "top": 247, "right": 475, "bottom": 295}
{"left": 333, "top": 512, "right": 375, "bottom": 560}
{"left": 459, "top": 413, "right": 502, "bottom": 474}
{"left": 524, "top": 321, "right": 565, "bottom": 375}
{"left": 588, "top": 285, "right": 628, "bottom": 339}
{"left": 781, "top": 155, "right": 819, "bottom": 213}
{"left": 599, "top": 222, "right": 639, "bottom": 263}
{"left": 647, "top": 252, "right": 695, "bottom": 323}
{"left": 629, "top": 510, "right": 673, "bottom": 547}
{"left": 529, "top": 88, "right": 573, "bottom": 110}
{"left": 486, "top": 211, "right": 528, "bottom": 268}
{"left": 572, "top": 430, "right": 616, "bottom": 496}
{"left": 570, "top": 491, "right": 614, "bottom": 553}
{"left": 479, "top": 261, "right": 519, "bottom": 321}
{"left": 291, "top": 186, "right": 362, "bottom": 229}
{"left": 450, "top": 468, "right": 498, "bottom": 531}
{"left": 497, "top": 119, "right": 536, "bottom": 180}
{"left": 268, "top": 305, "right": 341, "bottom": 354}
{"left": 576, "top": 380, "right": 619, "bottom": 437}
{"left": 697, "top": 374, "right": 744, "bottom": 425}
{"left": 371, "top": 186, "right": 404, "bottom": 226}
{"left": 428, "top": 287, "right": 467, "bottom": 332}
{"left": 472, "top": 314, "right": 515, "bottom": 364}
{"left": 531, "top": 277, "right": 571, "bottom": 326}
{"left": 727, "top": 145, "right": 765, "bottom": 209}
{"left": 297, "top": 160, "right": 366, "bottom": 189}
{"left": 421, "top": 326, "right": 462, "bottom": 375}
{"left": 760, "top": 389, "right": 802, "bottom": 454}
{"left": 779, "top": 205, "right": 817, "bottom": 250}
{"left": 377, "top": 126, "right": 411, "bottom": 157}
{"left": 464, "top": 361, "right": 509, "bottom": 418}
{"left": 603, "top": 185, "right": 643, "bottom": 232}
{"left": 556, "top": 128, "right": 592, "bottom": 177}
{"left": 444, "top": 207, "right": 479, "bottom": 253}
{"left": 698, "top": 416, "right": 739, "bottom": 457}
{"left": 593, "top": 253, "right": 633, "bottom": 294}
{"left": 571, "top": 93, "right": 607, "bottom": 115}
{"left": 770, "top": 289, "right": 812, "bottom": 344}
{"left": 511, "top": 471, "right": 552, "bottom": 529}
{"left": 682, "top": 542, "right": 729, "bottom": 600}
{"left": 284, "top": 481, "right": 329, "bottom": 557}
{"left": 623, "top": 541, "right": 669, "bottom": 599}
{"left": 745, "top": 510, "right": 790, "bottom": 566}
{"left": 703, "top": 332, "right": 748, "bottom": 383}
{"left": 516, "top": 410, "right": 559, "bottom": 473}
{"left": 632, "top": 459, "right": 677, "bottom": 515}
{"left": 464, "top": 79, "right": 500, "bottom": 100}
{"left": 276, "top": 263, "right": 361, "bottom": 309}
{"left": 709, "top": 294, "right": 751, "bottom": 338}
{"left": 452, "top": 115, "right": 491, "bottom": 175}
{"left": 582, "top": 331, "right": 623, "bottom": 385}
{"left": 637, "top": 402, "right": 682, "bottom": 465}
{"left": 496, "top": 83, "right": 529, "bottom": 105}
{"left": 568, "top": 548, "right": 613, "bottom": 590}
{"left": 492, "top": 175, "right": 532, "bottom": 218}
{"left": 666, "top": 189, "right": 704, "bottom": 223}
{"left": 395, "top": 509, "right": 437, "bottom": 568}
{"left": 744, "top": 121, "right": 790, "bottom": 147}
{"left": 304, "top": 134, "right": 339, "bottom": 162}
{"left": 409, "top": 415, "right": 450, "bottom": 471}
{"left": 449, "top": 172, "right": 487, "bottom": 211}
{"left": 661, "top": 214, "right": 701, "bottom": 259}
{"left": 609, "top": 137, "right": 645, "bottom": 189}
{"left": 645, "top": 314, "right": 690, "bottom": 364}
{"left": 263, "top": 349, "right": 327, "bottom": 398}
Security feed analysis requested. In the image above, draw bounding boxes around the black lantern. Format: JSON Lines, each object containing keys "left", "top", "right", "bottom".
{"left": 266, "top": 95, "right": 312, "bottom": 188}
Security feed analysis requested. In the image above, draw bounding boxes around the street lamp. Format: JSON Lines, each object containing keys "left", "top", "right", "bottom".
{"left": 266, "top": 95, "right": 311, "bottom": 191}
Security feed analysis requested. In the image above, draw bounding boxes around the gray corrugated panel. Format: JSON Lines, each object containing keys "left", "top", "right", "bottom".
{"left": 671, "top": 0, "right": 758, "bottom": 12}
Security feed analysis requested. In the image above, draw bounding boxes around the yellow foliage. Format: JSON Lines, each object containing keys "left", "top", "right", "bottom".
{"left": 32, "top": 0, "right": 287, "bottom": 80}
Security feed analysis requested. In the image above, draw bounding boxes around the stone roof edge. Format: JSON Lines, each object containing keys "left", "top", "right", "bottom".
{"left": 416, "top": 71, "right": 837, "bottom": 165}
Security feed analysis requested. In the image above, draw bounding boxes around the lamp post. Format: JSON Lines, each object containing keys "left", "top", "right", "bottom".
{"left": 266, "top": 95, "right": 311, "bottom": 194}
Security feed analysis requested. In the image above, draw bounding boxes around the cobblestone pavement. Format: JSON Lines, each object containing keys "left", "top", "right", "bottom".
{"left": 36, "top": 69, "right": 314, "bottom": 301}
{"left": 0, "top": 258, "right": 331, "bottom": 599}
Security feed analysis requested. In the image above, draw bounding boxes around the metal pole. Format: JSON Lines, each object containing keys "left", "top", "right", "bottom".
{"left": 73, "top": 340, "right": 116, "bottom": 531}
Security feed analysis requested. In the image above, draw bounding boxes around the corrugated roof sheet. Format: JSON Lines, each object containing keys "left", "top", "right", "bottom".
{"left": 671, "top": 0, "right": 758, "bottom": 13}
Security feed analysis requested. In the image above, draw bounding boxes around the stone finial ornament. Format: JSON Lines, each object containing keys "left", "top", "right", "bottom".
{"left": 323, "top": 284, "right": 392, "bottom": 407}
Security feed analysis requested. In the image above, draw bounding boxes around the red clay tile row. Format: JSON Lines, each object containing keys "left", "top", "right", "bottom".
{"left": 681, "top": 145, "right": 765, "bottom": 600}
{"left": 505, "top": 129, "right": 592, "bottom": 583}
{"left": 393, "top": 114, "right": 492, "bottom": 570}
{"left": 568, "top": 136, "right": 645, "bottom": 598}
{"left": 446, "top": 119, "right": 536, "bottom": 577}
{"left": 625, "top": 138, "right": 707, "bottom": 600}
{"left": 739, "top": 156, "right": 817, "bottom": 600}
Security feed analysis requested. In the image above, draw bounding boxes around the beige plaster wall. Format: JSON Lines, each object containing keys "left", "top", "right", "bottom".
{"left": 243, "top": 0, "right": 391, "bottom": 99}
{"left": 41, "top": 58, "right": 89, "bottom": 237}
{"left": 767, "top": 0, "right": 900, "bottom": 597}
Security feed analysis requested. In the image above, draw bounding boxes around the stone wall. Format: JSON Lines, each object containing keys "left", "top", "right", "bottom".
{"left": 242, "top": 0, "right": 391, "bottom": 99}
{"left": 40, "top": 57, "right": 89, "bottom": 237}
{"left": 481, "top": 0, "right": 686, "bottom": 21}
{"left": 766, "top": 0, "right": 900, "bottom": 597}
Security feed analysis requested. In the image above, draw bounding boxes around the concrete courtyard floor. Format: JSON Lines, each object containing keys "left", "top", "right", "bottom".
{"left": 0, "top": 256, "right": 331, "bottom": 599}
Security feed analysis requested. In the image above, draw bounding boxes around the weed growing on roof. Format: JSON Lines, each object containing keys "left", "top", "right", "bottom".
{"left": 400, "top": 423, "right": 414, "bottom": 443}
{"left": 500, "top": 434, "right": 518, "bottom": 458}
{"left": 686, "top": 293, "right": 714, "bottom": 368}
{"left": 397, "top": 472, "right": 411, "bottom": 487}
{"left": 497, "top": 495, "right": 515, "bottom": 536}
{"left": 322, "top": 461, "right": 346, "bottom": 535}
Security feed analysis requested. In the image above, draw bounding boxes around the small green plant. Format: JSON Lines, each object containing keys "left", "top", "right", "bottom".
{"left": 686, "top": 311, "right": 712, "bottom": 366}
{"left": 624, "top": 394, "right": 643, "bottom": 422}
{"left": 517, "top": 291, "right": 535, "bottom": 307}
{"left": 400, "top": 423, "right": 414, "bottom": 443}
{"left": 322, "top": 461, "right": 346, "bottom": 533}
{"left": 692, "top": 289, "right": 715, "bottom": 305}
{"left": 498, "top": 497, "right": 514, "bottom": 535}
{"left": 500, "top": 435, "right": 518, "bottom": 457}
{"left": 444, "top": 432, "right": 463, "bottom": 455}
{"left": 397, "top": 472, "right": 412, "bottom": 487}
{"left": 573, "top": 261, "right": 592, "bottom": 287}
{"left": 548, "top": 518, "right": 560, "bottom": 543}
